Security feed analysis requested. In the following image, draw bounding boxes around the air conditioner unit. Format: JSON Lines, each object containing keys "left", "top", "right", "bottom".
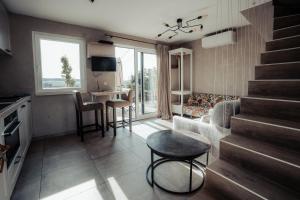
{"left": 202, "top": 30, "right": 237, "bottom": 48}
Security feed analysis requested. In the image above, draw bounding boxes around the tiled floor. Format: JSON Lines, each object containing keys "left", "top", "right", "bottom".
{"left": 12, "top": 119, "right": 208, "bottom": 200}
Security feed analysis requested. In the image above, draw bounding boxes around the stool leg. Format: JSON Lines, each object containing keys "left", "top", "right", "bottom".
{"left": 113, "top": 107, "right": 117, "bottom": 136}
{"left": 95, "top": 109, "right": 99, "bottom": 131}
{"left": 75, "top": 108, "right": 80, "bottom": 136}
{"left": 106, "top": 105, "right": 109, "bottom": 131}
{"left": 101, "top": 108, "right": 105, "bottom": 137}
{"left": 129, "top": 106, "right": 132, "bottom": 132}
{"left": 122, "top": 107, "right": 125, "bottom": 128}
{"left": 79, "top": 111, "right": 84, "bottom": 142}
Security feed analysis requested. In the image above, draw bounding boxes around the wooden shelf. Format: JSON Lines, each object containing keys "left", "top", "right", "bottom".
{"left": 169, "top": 47, "right": 193, "bottom": 116}
{"left": 171, "top": 90, "right": 192, "bottom": 95}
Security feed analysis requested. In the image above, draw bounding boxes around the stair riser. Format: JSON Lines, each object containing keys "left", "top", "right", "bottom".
{"left": 206, "top": 169, "right": 262, "bottom": 200}
{"left": 273, "top": 25, "right": 300, "bottom": 39}
{"left": 266, "top": 36, "right": 300, "bottom": 51}
{"left": 274, "top": 6, "right": 300, "bottom": 17}
{"left": 220, "top": 141, "right": 300, "bottom": 191}
{"left": 261, "top": 48, "right": 300, "bottom": 64}
{"left": 248, "top": 81, "right": 300, "bottom": 100}
{"left": 231, "top": 117, "right": 300, "bottom": 151}
{"left": 255, "top": 63, "right": 300, "bottom": 79}
{"left": 274, "top": 15, "right": 300, "bottom": 30}
{"left": 240, "top": 98, "right": 300, "bottom": 123}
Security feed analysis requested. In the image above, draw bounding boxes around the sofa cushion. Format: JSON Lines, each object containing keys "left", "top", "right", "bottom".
{"left": 183, "top": 93, "right": 239, "bottom": 118}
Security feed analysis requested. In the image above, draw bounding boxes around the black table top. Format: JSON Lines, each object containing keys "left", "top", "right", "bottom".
{"left": 146, "top": 130, "right": 211, "bottom": 160}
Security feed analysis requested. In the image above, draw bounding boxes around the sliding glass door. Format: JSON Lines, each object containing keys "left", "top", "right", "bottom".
{"left": 115, "top": 46, "right": 157, "bottom": 120}
{"left": 137, "top": 51, "right": 158, "bottom": 118}
{"left": 115, "top": 46, "right": 136, "bottom": 119}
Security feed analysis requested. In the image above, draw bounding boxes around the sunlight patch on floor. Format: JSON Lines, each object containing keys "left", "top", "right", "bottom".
{"left": 107, "top": 177, "right": 128, "bottom": 200}
{"left": 144, "top": 121, "right": 168, "bottom": 130}
{"left": 41, "top": 179, "right": 102, "bottom": 200}
{"left": 152, "top": 119, "right": 173, "bottom": 129}
{"left": 125, "top": 123, "right": 161, "bottom": 140}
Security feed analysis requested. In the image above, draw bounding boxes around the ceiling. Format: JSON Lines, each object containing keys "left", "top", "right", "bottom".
{"left": 3, "top": 0, "right": 270, "bottom": 43}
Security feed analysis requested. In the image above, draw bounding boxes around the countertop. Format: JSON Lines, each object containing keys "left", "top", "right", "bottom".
{"left": 0, "top": 96, "right": 31, "bottom": 118}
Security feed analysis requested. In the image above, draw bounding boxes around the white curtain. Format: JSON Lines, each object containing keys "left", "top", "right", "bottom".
{"left": 115, "top": 58, "right": 123, "bottom": 89}
{"left": 157, "top": 44, "right": 172, "bottom": 120}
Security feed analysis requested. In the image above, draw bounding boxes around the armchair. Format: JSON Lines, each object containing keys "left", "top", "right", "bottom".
{"left": 173, "top": 100, "right": 240, "bottom": 159}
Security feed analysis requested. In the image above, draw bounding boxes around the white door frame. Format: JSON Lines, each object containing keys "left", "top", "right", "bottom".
{"left": 135, "top": 47, "right": 157, "bottom": 120}
{"left": 115, "top": 45, "right": 157, "bottom": 120}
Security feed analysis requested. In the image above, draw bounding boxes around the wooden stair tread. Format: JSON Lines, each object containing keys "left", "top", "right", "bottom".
{"left": 266, "top": 34, "right": 300, "bottom": 50}
{"left": 222, "top": 134, "right": 300, "bottom": 167}
{"left": 255, "top": 62, "right": 300, "bottom": 80}
{"left": 273, "top": 24, "right": 300, "bottom": 39}
{"left": 208, "top": 160, "right": 300, "bottom": 200}
{"left": 274, "top": 13, "right": 300, "bottom": 30}
{"left": 248, "top": 80, "right": 300, "bottom": 100}
{"left": 232, "top": 114, "right": 300, "bottom": 132}
{"left": 274, "top": 13, "right": 300, "bottom": 20}
{"left": 261, "top": 47, "right": 300, "bottom": 64}
{"left": 256, "top": 61, "right": 300, "bottom": 66}
{"left": 247, "top": 94, "right": 300, "bottom": 101}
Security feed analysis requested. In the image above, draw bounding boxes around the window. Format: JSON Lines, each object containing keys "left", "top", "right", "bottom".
{"left": 33, "top": 32, "right": 86, "bottom": 95}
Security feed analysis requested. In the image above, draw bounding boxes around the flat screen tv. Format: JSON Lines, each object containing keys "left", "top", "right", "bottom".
{"left": 91, "top": 56, "right": 116, "bottom": 71}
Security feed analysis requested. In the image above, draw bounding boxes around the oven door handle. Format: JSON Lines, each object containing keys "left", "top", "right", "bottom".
{"left": 2, "top": 121, "right": 22, "bottom": 136}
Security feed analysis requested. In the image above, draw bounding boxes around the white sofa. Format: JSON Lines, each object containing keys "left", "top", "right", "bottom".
{"left": 173, "top": 100, "right": 240, "bottom": 161}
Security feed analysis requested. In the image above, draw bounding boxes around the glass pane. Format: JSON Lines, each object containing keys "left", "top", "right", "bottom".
{"left": 143, "top": 53, "right": 157, "bottom": 114}
{"left": 40, "top": 39, "right": 81, "bottom": 89}
{"left": 115, "top": 47, "right": 136, "bottom": 119}
{"left": 137, "top": 52, "right": 142, "bottom": 115}
{"left": 138, "top": 52, "right": 157, "bottom": 115}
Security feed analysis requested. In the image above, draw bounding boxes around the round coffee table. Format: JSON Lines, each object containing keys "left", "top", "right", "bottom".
{"left": 146, "top": 130, "right": 211, "bottom": 194}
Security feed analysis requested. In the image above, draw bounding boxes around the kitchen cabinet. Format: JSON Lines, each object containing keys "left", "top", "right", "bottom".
{"left": 0, "top": 96, "right": 32, "bottom": 200}
{"left": 18, "top": 100, "right": 32, "bottom": 154}
{"left": 0, "top": 1, "right": 11, "bottom": 55}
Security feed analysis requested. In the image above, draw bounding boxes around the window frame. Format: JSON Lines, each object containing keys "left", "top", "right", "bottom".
{"left": 32, "top": 31, "right": 87, "bottom": 96}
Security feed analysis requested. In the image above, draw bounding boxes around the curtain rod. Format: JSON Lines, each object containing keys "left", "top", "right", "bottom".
{"left": 104, "top": 34, "right": 158, "bottom": 45}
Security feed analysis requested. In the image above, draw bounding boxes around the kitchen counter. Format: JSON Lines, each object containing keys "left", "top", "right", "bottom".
{"left": 0, "top": 96, "right": 31, "bottom": 118}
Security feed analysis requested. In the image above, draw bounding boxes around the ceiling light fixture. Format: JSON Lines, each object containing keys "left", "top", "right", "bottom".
{"left": 157, "top": 16, "right": 204, "bottom": 39}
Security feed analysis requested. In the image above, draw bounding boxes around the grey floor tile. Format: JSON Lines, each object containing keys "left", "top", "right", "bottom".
{"left": 17, "top": 155, "right": 43, "bottom": 185}
{"left": 105, "top": 166, "right": 157, "bottom": 200}
{"left": 64, "top": 183, "right": 114, "bottom": 200}
{"left": 11, "top": 178, "right": 41, "bottom": 200}
{"left": 40, "top": 161, "right": 105, "bottom": 199}
{"left": 94, "top": 150, "right": 146, "bottom": 180}
{"left": 85, "top": 137, "right": 127, "bottom": 160}
{"left": 43, "top": 134, "right": 85, "bottom": 157}
{"left": 42, "top": 149, "right": 90, "bottom": 175}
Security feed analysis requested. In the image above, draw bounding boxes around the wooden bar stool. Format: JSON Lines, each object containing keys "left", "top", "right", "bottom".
{"left": 106, "top": 90, "right": 133, "bottom": 136}
{"left": 75, "top": 92, "right": 105, "bottom": 141}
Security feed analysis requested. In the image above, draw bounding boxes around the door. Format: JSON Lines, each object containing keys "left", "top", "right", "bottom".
{"left": 115, "top": 46, "right": 158, "bottom": 120}
{"left": 115, "top": 46, "right": 136, "bottom": 120}
{"left": 136, "top": 51, "right": 158, "bottom": 119}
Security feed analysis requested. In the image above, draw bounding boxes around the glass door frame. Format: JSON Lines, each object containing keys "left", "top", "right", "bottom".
{"left": 115, "top": 44, "right": 157, "bottom": 120}
{"left": 135, "top": 47, "right": 157, "bottom": 120}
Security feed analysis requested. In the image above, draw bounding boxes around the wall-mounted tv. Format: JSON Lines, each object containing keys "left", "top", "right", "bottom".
{"left": 91, "top": 56, "right": 116, "bottom": 71}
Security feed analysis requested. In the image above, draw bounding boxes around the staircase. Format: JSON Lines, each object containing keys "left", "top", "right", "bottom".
{"left": 198, "top": 3, "right": 300, "bottom": 200}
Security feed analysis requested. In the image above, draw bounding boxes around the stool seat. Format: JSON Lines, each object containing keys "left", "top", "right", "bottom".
{"left": 106, "top": 99, "right": 130, "bottom": 108}
{"left": 82, "top": 102, "right": 104, "bottom": 111}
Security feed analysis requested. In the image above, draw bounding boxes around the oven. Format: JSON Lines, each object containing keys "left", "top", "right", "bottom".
{"left": 2, "top": 111, "right": 22, "bottom": 170}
